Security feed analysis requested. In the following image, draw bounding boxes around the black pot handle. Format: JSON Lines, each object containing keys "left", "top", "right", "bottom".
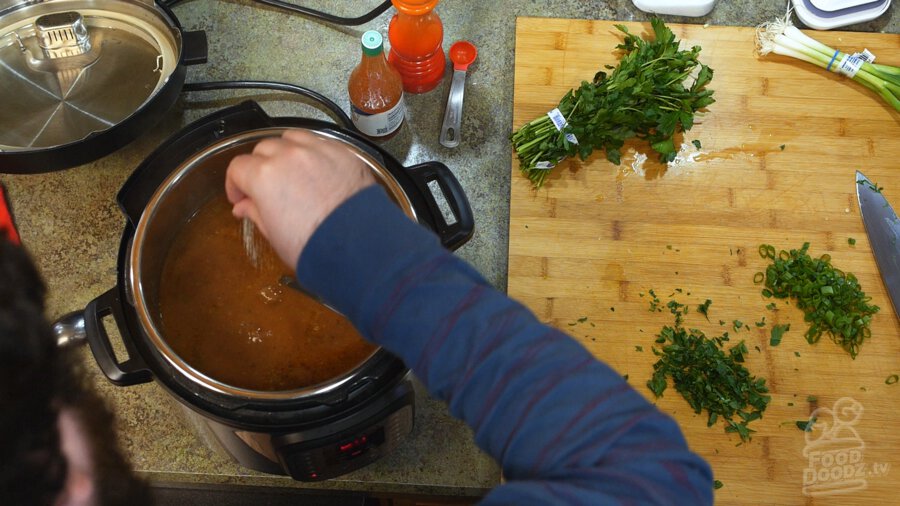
{"left": 181, "top": 30, "right": 208, "bottom": 66}
{"left": 84, "top": 288, "right": 153, "bottom": 386}
{"left": 404, "top": 162, "right": 474, "bottom": 250}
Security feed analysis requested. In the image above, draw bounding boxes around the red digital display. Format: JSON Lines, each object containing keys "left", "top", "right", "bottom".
{"left": 339, "top": 435, "right": 368, "bottom": 453}
{"left": 333, "top": 428, "right": 385, "bottom": 462}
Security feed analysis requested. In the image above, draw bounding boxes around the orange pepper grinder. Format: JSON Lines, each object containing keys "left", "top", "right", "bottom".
{"left": 388, "top": 0, "right": 446, "bottom": 94}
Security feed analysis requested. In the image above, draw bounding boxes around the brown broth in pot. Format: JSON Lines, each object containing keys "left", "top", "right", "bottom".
{"left": 158, "top": 195, "right": 376, "bottom": 391}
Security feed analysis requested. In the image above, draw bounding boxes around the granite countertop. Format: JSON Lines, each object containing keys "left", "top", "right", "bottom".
{"left": 2, "top": 0, "right": 896, "bottom": 499}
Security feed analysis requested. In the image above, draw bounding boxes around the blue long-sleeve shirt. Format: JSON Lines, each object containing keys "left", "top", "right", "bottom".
{"left": 296, "top": 186, "right": 712, "bottom": 505}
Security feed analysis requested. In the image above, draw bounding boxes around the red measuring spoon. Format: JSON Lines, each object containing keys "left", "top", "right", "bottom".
{"left": 440, "top": 41, "right": 478, "bottom": 148}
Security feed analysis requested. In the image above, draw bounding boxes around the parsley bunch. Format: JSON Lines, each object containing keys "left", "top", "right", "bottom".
{"left": 511, "top": 18, "right": 715, "bottom": 188}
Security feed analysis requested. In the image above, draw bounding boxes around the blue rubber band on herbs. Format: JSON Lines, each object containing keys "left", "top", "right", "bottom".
{"left": 826, "top": 49, "right": 840, "bottom": 71}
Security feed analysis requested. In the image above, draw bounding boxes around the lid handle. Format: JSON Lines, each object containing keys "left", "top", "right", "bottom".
{"left": 36, "top": 12, "right": 91, "bottom": 58}
{"left": 181, "top": 30, "right": 208, "bottom": 66}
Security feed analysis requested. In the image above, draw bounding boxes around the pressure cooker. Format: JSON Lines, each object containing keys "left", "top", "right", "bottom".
{"left": 51, "top": 100, "right": 474, "bottom": 480}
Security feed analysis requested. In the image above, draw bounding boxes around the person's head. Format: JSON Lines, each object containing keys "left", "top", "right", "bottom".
{"left": 0, "top": 235, "right": 151, "bottom": 506}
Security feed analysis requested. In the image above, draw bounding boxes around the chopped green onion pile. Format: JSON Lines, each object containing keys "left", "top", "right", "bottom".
{"left": 757, "top": 243, "right": 879, "bottom": 358}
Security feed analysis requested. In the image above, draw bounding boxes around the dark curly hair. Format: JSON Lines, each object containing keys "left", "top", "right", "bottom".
{"left": 0, "top": 235, "right": 151, "bottom": 506}
{"left": 0, "top": 236, "right": 68, "bottom": 505}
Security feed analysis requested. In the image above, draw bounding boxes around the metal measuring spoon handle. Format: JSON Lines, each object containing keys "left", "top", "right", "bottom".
{"left": 439, "top": 69, "right": 468, "bottom": 148}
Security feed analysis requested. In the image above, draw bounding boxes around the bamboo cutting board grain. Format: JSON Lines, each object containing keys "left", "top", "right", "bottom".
{"left": 508, "top": 18, "right": 900, "bottom": 505}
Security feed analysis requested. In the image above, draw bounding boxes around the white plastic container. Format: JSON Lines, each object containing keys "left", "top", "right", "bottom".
{"left": 631, "top": 0, "right": 717, "bottom": 17}
{"left": 791, "top": 0, "right": 891, "bottom": 30}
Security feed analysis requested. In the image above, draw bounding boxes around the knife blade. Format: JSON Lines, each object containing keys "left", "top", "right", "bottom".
{"left": 856, "top": 171, "right": 900, "bottom": 318}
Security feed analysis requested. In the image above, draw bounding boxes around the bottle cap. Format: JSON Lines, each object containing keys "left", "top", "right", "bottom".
{"left": 361, "top": 30, "right": 383, "bottom": 56}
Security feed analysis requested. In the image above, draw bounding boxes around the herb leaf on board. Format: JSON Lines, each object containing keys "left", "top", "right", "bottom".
{"left": 770, "top": 324, "right": 790, "bottom": 347}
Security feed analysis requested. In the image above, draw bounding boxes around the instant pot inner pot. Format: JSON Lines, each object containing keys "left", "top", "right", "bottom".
{"left": 132, "top": 130, "right": 413, "bottom": 398}
{"left": 135, "top": 141, "right": 244, "bottom": 321}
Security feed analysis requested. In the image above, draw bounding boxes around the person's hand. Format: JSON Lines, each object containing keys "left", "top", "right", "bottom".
{"left": 225, "top": 129, "right": 376, "bottom": 268}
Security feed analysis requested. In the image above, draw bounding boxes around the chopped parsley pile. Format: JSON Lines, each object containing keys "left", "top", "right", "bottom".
{"left": 646, "top": 300, "right": 770, "bottom": 442}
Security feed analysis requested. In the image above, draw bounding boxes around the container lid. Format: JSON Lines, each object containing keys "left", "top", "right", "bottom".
{"left": 809, "top": 0, "right": 880, "bottom": 11}
{"left": 792, "top": 0, "right": 890, "bottom": 29}
{"left": 0, "top": 0, "right": 180, "bottom": 153}
{"left": 361, "top": 30, "right": 383, "bottom": 56}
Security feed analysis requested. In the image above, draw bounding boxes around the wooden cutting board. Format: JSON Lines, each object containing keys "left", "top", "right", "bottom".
{"left": 509, "top": 18, "right": 900, "bottom": 505}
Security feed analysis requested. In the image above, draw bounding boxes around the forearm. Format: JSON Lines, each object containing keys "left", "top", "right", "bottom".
{"left": 297, "top": 186, "right": 712, "bottom": 504}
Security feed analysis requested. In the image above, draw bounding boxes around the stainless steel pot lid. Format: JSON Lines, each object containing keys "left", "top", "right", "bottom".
{"left": 0, "top": 0, "right": 180, "bottom": 151}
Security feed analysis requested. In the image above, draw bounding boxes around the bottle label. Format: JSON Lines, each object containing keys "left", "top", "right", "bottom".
{"left": 351, "top": 95, "right": 406, "bottom": 137}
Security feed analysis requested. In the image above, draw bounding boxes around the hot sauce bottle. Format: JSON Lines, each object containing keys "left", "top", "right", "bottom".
{"left": 348, "top": 30, "right": 406, "bottom": 139}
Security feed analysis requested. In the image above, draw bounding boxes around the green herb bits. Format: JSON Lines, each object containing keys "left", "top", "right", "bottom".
{"left": 757, "top": 243, "right": 879, "bottom": 358}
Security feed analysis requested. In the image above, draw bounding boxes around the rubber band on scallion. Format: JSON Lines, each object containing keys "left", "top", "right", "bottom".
{"left": 826, "top": 49, "right": 840, "bottom": 71}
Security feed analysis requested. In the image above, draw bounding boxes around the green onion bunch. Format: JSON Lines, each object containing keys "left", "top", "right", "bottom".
{"left": 757, "top": 12, "right": 900, "bottom": 112}
{"left": 756, "top": 243, "right": 879, "bottom": 358}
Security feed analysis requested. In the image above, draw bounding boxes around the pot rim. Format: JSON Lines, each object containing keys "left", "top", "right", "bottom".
{"left": 129, "top": 127, "right": 417, "bottom": 401}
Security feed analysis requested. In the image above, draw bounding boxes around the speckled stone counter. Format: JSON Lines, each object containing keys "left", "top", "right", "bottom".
{"left": 2, "top": 0, "right": 896, "bottom": 499}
